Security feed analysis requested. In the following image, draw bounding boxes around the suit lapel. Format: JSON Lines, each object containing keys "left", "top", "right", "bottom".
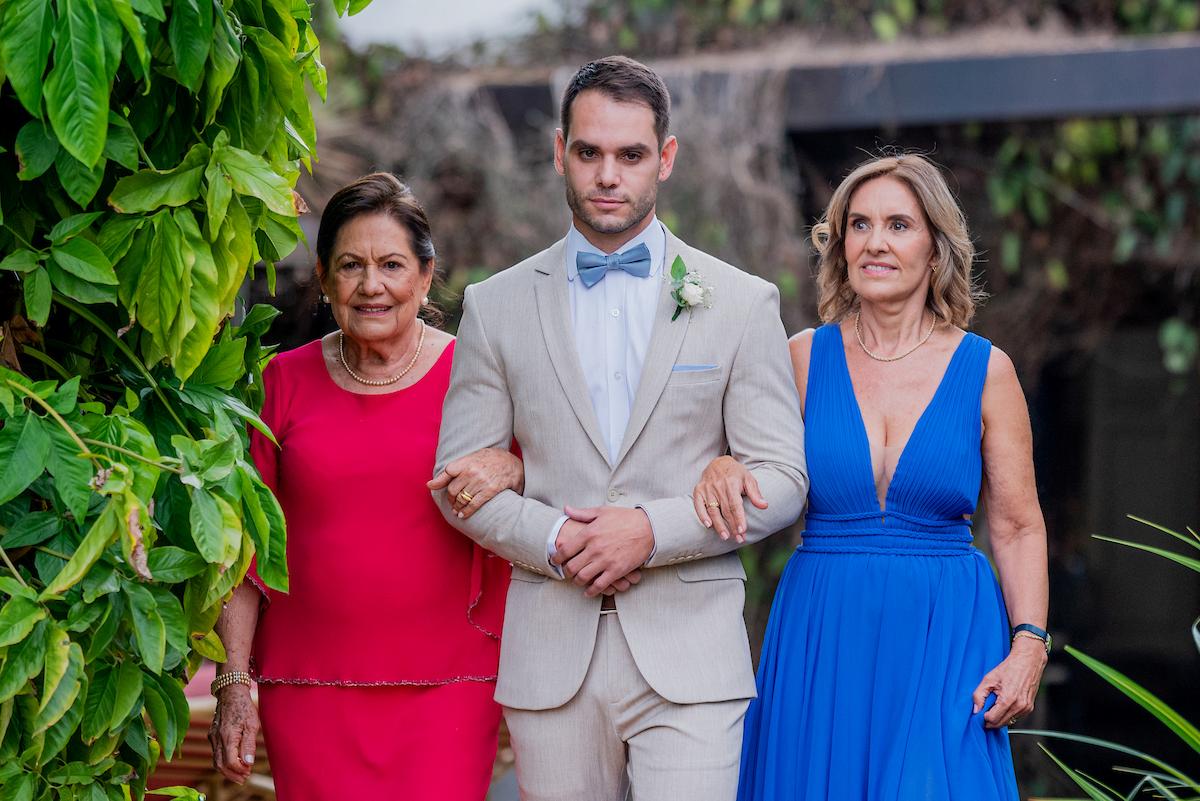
{"left": 613, "top": 231, "right": 691, "bottom": 467}
{"left": 533, "top": 239, "right": 612, "bottom": 465}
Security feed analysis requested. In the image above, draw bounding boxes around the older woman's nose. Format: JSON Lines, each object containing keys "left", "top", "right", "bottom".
{"left": 359, "top": 264, "right": 385, "bottom": 293}
{"left": 866, "top": 224, "right": 890, "bottom": 253}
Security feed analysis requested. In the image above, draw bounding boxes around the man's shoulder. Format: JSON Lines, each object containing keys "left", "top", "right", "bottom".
{"left": 674, "top": 239, "right": 776, "bottom": 303}
{"left": 465, "top": 239, "right": 564, "bottom": 302}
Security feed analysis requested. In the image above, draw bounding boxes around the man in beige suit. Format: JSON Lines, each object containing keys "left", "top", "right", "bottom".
{"left": 431, "top": 56, "right": 807, "bottom": 800}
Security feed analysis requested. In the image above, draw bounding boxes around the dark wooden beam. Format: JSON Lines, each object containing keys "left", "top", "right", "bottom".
{"left": 784, "top": 41, "right": 1200, "bottom": 131}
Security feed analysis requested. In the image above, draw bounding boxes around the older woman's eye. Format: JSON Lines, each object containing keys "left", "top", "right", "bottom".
{"left": 851, "top": 219, "right": 868, "bottom": 231}
{"left": 341, "top": 261, "right": 361, "bottom": 271}
{"left": 892, "top": 221, "right": 909, "bottom": 231}
{"left": 384, "top": 261, "right": 402, "bottom": 270}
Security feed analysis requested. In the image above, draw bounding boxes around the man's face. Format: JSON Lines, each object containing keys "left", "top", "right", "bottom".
{"left": 555, "top": 89, "right": 677, "bottom": 252}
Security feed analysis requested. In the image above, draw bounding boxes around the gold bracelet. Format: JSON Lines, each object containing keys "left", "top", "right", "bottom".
{"left": 210, "top": 670, "right": 253, "bottom": 696}
{"left": 1012, "top": 631, "right": 1050, "bottom": 652}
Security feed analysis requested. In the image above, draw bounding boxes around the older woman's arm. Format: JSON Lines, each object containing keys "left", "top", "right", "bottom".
{"left": 428, "top": 446, "right": 524, "bottom": 520}
{"left": 209, "top": 583, "right": 262, "bottom": 784}
{"left": 971, "top": 347, "right": 1050, "bottom": 729}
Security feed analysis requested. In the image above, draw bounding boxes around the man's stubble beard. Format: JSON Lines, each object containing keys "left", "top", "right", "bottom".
{"left": 565, "top": 177, "right": 659, "bottom": 238}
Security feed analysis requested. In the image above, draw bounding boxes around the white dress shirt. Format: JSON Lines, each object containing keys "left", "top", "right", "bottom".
{"left": 546, "top": 218, "right": 667, "bottom": 569}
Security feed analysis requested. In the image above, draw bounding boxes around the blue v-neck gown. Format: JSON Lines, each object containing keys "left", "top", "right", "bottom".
{"left": 737, "top": 324, "right": 1020, "bottom": 801}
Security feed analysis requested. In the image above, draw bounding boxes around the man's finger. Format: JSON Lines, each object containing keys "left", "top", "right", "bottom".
{"left": 746, "top": 473, "right": 768, "bottom": 509}
{"left": 584, "top": 568, "right": 623, "bottom": 597}
{"left": 625, "top": 570, "right": 642, "bottom": 585}
{"left": 569, "top": 556, "right": 601, "bottom": 586}
{"left": 611, "top": 577, "right": 631, "bottom": 592}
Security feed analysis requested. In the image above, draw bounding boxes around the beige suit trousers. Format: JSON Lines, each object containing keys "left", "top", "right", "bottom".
{"left": 504, "top": 613, "right": 749, "bottom": 801}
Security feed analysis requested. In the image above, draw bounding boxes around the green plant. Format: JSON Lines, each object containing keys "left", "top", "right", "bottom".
{"left": 0, "top": 0, "right": 367, "bottom": 797}
{"left": 1018, "top": 516, "right": 1200, "bottom": 800}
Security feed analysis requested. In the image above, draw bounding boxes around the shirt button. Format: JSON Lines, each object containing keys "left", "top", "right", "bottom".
{"left": 608, "top": 488, "right": 620, "bottom": 501}
{"left": 610, "top": 308, "right": 620, "bottom": 318}
{"left": 614, "top": 371, "right": 623, "bottom": 381}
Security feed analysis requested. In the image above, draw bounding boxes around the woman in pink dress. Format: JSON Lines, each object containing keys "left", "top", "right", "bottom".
{"left": 208, "top": 173, "right": 518, "bottom": 800}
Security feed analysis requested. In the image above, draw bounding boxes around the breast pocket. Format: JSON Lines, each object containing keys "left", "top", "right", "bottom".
{"left": 665, "top": 365, "right": 722, "bottom": 386}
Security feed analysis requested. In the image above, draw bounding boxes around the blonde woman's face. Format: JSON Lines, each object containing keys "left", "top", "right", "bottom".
{"left": 843, "top": 175, "right": 936, "bottom": 306}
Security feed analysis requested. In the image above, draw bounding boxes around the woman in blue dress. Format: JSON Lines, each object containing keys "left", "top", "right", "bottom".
{"left": 693, "top": 154, "right": 1049, "bottom": 801}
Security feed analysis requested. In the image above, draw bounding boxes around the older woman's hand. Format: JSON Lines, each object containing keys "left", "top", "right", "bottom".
{"left": 692, "top": 455, "right": 768, "bottom": 543}
{"left": 971, "top": 637, "right": 1048, "bottom": 729}
{"left": 428, "top": 447, "right": 524, "bottom": 519}
{"left": 209, "top": 685, "right": 259, "bottom": 784}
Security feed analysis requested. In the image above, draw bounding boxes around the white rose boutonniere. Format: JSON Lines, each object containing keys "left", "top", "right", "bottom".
{"left": 669, "top": 255, "right": 713, "bottom": 321}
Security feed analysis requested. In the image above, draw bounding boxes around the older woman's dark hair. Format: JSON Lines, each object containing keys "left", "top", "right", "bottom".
{"left": 315, "top": 172, "right": 436, "bottom": 276}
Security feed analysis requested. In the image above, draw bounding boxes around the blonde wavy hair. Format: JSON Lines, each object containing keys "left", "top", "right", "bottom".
{"left": 812, "top": 154, "right": 983, "bottom": 327}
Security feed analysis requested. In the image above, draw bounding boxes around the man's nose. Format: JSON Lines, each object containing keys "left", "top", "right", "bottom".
{"left": 596, "top": 155, "right": 620, "bottom": 187}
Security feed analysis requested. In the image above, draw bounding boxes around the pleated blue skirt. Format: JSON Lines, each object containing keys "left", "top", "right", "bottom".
{"left": 737, "top": 529, "right": 1020, "bottom": 801}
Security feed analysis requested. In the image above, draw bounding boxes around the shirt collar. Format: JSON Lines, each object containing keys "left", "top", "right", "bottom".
{"left": 566, "top": 217, "right": 666, "bottom": 283}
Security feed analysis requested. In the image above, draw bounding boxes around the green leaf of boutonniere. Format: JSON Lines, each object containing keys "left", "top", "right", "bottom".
{"left": 670, "top": 254, "right": 686, "bottom": 282}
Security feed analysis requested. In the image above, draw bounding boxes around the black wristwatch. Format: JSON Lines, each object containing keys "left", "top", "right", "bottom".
{"left": 1011, "top": 623, "right": 1052, "bottom": 654}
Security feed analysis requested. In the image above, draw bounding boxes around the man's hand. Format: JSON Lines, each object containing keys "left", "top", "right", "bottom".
{"left": 552, "top": 506, "right": 654, "bottom": 597}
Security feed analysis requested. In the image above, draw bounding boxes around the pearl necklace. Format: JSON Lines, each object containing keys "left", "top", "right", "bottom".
{"left": 338, "top": 322, "right": 425, "bottom": 386}
{"left": 854, "top": 312, "right": 936, "bottom": 362}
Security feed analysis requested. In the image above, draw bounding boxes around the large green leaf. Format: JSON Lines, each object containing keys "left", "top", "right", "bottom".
{"left": 108, "top": 659, "right": 142, "bottom": 732}
{"left": 145, "top": 547, "right": 205, "bottom": 582}
{"left": 14, "top": 120, "right": 58, "bottom": 180}
{"left": 0, "top": 618, "right": 48, "bottom": 703}
{"left": 214, "top": 143, "right": 295, "bottom": 215}
{"left": 140, "top": 675, "right": 175, "bottom": 758}
{"left": 46, "top": 257, "right": 118, "bottom": 305}
{"left": 211, "top": 195, "right": 254, "bottom": 311}
{"left": 43, "top": 0, "right": 108, "bottom": 167}
{"left": 0, "top": 596, "right": 46, "bottom": 648}
{"left": 54, "top": 149, "right": 106, "bottom": 205}
{"left": 102, "top": 114, "right": 140, "bottom": 172}
{"left": 107, "top": 143, "right": 208, "bottom": 213}
{"left": 33, "top": 641, "right": 83, "bottom": 735}
{"left": 187, "top": 487, "right": 229, "bottom": 564}
{"left": 0, "top": 511, "right": 60, "bottom": 549}
{"left": 167, "top": 0, "right": 212, "bottom": 92}
{"left": 51, "top": 235, "right": 116, "bottom": 287}
{"left": 189, "top": 336, "right": 247, "bottom": 389}
{"left": 0, "top": 250, "right": 39, "bottom": 273}
{"left": 80, "top": 664, "right": 115, "bottom": 743}
{"left": 204, "top": 9, "right": 242, "bottom": 125}
{"left": 244, "top": 26, "right": 296, "bottom": 108}
{"left": 134, "top": 213, "right": 184, "bottom": 355}
{"left": 0, "top": 0, "right": 55, "bottom": 116}
{"left": 23, "top": 266, "right": 51, "bottom": 326}
{"left": 173, "top": 207, "right": 222, "bottom": 380}
{"left": 107, "top": 0, "right": 149, "bottom": 81}
{"left": 36, "top": 624, "right": 70, "bottom": 711}
{"left": 49, "top": 211, "right": 104, "bottom": 244}
{"left": 39, "top": 499, "right": 119, "bottom": 598}
{"left": 1067, "top": 645, "right": 1200, "bottom": 756}
{"left": 123, "top": 583, "right": 165, "bottom": 674}
{"left": 0, "top": 413, "right": 51, "bottom": 506}
{"left": 45, "top": 425, "right": 95, "bottom": 523}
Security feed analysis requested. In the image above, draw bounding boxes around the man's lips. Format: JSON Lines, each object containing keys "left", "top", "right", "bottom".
{"left": 590, "top": 197, "right": 625, "bottom": 209}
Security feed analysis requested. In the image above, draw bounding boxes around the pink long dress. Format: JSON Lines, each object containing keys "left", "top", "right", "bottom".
{"left": 246, "top": 338, "right": 509, "bottom": 801}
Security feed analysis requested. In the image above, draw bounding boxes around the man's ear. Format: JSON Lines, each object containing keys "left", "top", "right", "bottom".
{"left": 554, "top": 129, "right": 567, "bottom": 176}
{"left": 658, "top": 135, "right": 678, "bottom": 182}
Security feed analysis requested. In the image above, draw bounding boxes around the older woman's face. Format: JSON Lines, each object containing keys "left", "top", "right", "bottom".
{"left": 844, "top": 175, "right": 936, "bottom": 306}
{"left": 321, "top": 213, "right": 432, "bottom": 345}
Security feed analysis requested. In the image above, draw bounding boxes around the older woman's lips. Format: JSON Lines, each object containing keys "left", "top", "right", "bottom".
{"left": 354, "top": 305, "right": 392, "bottom": 314}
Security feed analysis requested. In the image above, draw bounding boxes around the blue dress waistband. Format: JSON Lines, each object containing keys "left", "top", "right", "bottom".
{"left": 801, "top": 511, "right": 974, "bottom": 556}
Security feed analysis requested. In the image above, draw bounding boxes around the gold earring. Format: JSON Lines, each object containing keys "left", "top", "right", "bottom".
{"left": 321, "top": 294, "right": 330, "bottom": 303}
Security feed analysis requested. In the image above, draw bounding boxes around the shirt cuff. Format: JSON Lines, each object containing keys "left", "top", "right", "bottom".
{"left": 635, "top": 505, "right": 657, "bottom": 566}
{"left": 546, "top": 515, "right": 568, "bottom": 578}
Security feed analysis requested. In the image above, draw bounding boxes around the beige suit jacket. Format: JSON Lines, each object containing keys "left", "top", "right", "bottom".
{"left": 433, "top": 229, "right": 808, "bottom": 710}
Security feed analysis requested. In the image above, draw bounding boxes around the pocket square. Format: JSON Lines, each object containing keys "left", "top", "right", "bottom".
{"left": 672, "top": 364, "right": 719, "bottom": 372}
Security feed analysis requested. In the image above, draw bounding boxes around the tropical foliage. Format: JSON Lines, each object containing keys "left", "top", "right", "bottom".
{"left": 1020, "top": 516, "right": 1200, "bottom": 800}
{"left": 0, "top": 0, "right": 364, "bottom": 796}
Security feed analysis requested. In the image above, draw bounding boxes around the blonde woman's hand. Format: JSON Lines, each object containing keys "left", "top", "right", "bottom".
{"left": 692, "top": 455, "right": 767, "bottom": 543}
{"left": 428, "top": 447, "right": 525, "bottom": 519}
{"left": 971, "top": 637, "right": 1048, "bottom": 729}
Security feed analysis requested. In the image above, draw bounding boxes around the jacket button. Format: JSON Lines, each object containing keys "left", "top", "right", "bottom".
{"left": 608, "top": 488, "right": 619, "bottom": 501}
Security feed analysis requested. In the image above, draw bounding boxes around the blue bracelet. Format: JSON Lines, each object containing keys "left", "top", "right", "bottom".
{"left": 1011, "top": 623, "right": 1051, "bottom": 653}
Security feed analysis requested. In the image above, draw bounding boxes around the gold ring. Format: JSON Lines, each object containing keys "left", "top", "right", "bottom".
{"left": 705, "top": 501, "right": 721, "bottom": 508}
{"left": 456, "top": 490, "right": 474, "bottom": 505}
{"left": 1008, "top": 716, "right": 1019, "bottom": 726}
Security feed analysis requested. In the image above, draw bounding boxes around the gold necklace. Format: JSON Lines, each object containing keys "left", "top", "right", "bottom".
{"left": 854, "top": 312, "right": 936, "bottom": 362}
{"left": 338, "top": 322, "right": 425, "bottom": 387}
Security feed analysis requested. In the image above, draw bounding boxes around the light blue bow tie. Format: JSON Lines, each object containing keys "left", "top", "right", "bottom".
{"left": 575, "top": 242, "right": 652, "bottom": 288}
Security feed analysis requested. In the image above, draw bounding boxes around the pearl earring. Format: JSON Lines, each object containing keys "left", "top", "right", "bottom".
{"left": 321, "top": 294, "right": 330, "bottom": 303}
{"left": 422, "top": 296, "right": 430, "bottom": 305}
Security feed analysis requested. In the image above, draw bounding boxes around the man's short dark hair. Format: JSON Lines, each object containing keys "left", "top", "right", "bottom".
{"left": 561, "top": 55, "right": 670, "bottom": 146}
